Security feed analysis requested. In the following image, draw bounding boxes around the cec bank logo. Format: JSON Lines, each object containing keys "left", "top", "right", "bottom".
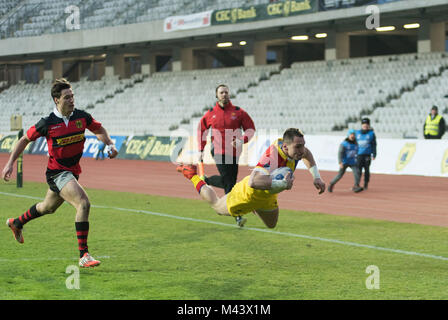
{"left": 396, "top": 143, "right": 416, "bottom": 171}
{"left": 441, "top": 149, "right": 448, "bottom": 174}
{"left": 231, "top": 8, "right": 237, "bottom": 23}
{"left": 283, "top": 1, "right": 291, "bottom": 16}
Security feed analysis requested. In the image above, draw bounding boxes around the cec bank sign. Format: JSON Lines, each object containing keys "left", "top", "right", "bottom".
{"left": 212, "top": 0, "right": 317, "bottom": 25}
{"left": 118, "top": 136, "right": 186, "bottom": 162}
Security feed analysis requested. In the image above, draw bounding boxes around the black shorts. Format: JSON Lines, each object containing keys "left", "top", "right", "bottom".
{"left": 46, "top": 169, "right": 79, "bottom": 193}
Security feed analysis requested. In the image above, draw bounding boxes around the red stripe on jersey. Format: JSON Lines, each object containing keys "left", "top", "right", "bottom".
{"left": 195, "top": 180, "right": 206, "bottom": 193}
{"left": 27, "top": 126, "right": 42, "bottom": 141}
{"left": 256, "top": 139, "right": 298, "bottom": 173}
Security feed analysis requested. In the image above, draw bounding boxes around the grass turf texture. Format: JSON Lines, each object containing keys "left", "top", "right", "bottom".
{"left": 0, "top": 181, "right": 447, "bottom": 300}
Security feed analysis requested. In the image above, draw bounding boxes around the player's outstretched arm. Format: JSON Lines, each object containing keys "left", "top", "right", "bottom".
{"left": 301, "top": 147, "right": 325, "bottom": 194}
{"left": 92, "top": 126, "right": 118, "bottom": 158}
{"left": 2, "top": 135, "right": 30, "bottom": 181}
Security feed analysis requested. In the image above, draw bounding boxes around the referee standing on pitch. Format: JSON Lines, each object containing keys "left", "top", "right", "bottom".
{"left": 197, "top": 84, "right": 255, "bottom": 226}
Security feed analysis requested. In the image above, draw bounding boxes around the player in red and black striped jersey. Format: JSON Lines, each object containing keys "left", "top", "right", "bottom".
{"left": 27, "top": 108, "right": 102, "bottom": 176}
{"left": 2, "top": 78, "right": 118, "bottom": 268}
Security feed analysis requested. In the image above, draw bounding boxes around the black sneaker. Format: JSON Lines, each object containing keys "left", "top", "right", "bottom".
{"left": 235, "top": 216, "right": 247, "bottom": 227}
{"left": 352, "top": 186, "right": 364, "bottom": 193}
{"left": 327, "top": 184, "right": 334, "bottom": 193}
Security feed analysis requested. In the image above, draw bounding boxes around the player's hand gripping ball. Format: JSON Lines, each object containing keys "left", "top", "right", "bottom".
{"left": 271, "top": 167, "right": 293, "bottom": 181}
{"left": 269, "top": 167, "right": 294, "bottom": 194}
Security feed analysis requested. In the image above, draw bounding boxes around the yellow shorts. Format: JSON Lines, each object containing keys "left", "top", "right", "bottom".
{"left": 226, "top": 176, "right": 278, "bottom": 217}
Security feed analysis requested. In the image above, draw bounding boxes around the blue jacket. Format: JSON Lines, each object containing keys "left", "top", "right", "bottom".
{"left": 356, "top": 129, "right": 377, "bottom": 157}
{"left": 339, "top": 139, "right": 358, "bottom": 166}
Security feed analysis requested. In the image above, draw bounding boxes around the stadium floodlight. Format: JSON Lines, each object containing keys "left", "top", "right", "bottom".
{"left": 217, "top": 42, "right": 233, "bottom": 47}
{"left": 375, "top": 26, "right": 395, "bottom": 32}
{"left": 291, "top": 35, "right": 309, "bottom": 41}
{"left": 239, "top": 41, "right": 247, "bottom": 46}
{"left": 403, "top": 23, "right": 420, "bottom": 29}
{"left": 315, "top": 33, "right": 327, "bottom": 38}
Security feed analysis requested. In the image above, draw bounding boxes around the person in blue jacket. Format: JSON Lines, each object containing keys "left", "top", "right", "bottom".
{"left": 328, "top": 129, "right": 363, "bottom": 193}
{"left": 355, "top": 118, "right": 377, "bottom": 190}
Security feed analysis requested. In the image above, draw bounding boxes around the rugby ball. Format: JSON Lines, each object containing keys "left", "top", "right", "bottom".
{"left": 271, "top": 167, "right": 293, "bottom": 180}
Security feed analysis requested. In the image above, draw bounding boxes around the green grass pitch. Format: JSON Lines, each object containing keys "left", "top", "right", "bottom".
{"left": 0, "top": 181, "right": 447, "bottom": 300}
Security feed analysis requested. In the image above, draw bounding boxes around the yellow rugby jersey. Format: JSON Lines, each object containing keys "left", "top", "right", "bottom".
{"left": 226, "top": 139, "right": 298, "bottom": 216}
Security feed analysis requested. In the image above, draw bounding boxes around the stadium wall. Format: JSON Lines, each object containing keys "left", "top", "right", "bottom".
{"left": 295, "top": 135, "right": 448, "bottom": 177}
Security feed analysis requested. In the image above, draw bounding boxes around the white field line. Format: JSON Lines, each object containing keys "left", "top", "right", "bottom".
{"left": 0, "top": 256, "right": 111, "bottom": 262}
{"left": 1, "top": 191, "right": 447, "bottom": 262}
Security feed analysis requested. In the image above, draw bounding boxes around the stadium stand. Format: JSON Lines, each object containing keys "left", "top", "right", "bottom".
{"left": 0, "top": 75, "right": 135, "bottom": 135}
{"left": 136, "top": 0, "right": 195, "bottom": 24}
{"left": 0, "top": 0, "right": 39, "bottom": 39}
{"left": 231, "top": 52, "right": 448, "bottom": 137}
{"left": 83, "top": 64, "right": 279, "bottom": 136}
{"left": 346, "top": 52, "right": 448, "bottom": 138}
{"left": 0, "top": 0, "right": 21, "bottom": 18}
{"left": 0, "top": 0, "right": 272, "bottom": 38}
{"left": 0, "top": 1, "right": 447, "bottom": 140}
{"left": 2, "top": 52, "right": 448, "bottom": 138}
{"left": 0, "top": 64, "right": 280, "bottom": 136}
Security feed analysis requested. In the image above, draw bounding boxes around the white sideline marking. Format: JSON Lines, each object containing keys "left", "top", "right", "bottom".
{"left": 0, "top": 256, "right": 111, "bottom": 263}
{"left": 1, "top": 191, "right": 447, "bottom": 262}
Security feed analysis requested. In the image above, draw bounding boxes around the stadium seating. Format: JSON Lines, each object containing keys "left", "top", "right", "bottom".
{"left": 136, "top": 0, "right": 269, "bottom": 24}
{"left": 0, "top": 75, "right": 135, "bottom": 135}
{"left": 82, "top": 0, "right": 137, "bottom": 30}
{"left": 91, "top": 64, "right": 280, "bottom": 136}
{"left": 0, "top": 64, "right": 279, "bottom": 136}
{"left": 0, "top": 0, "right": 21, "bottom": 18}
{"left": 233, "top": 52, "right": 448, "bottom": 137}
{"left": 346, "top": 52, "right": 448, "bottom": 138}
{"left": 1, "top": 0, "right": 272, "bottom": 38}
{"left": 1, "top": 53, "right": 448, "bottom": 139}
{"left": 11, "top": 0, "right": 83, "bottom": 37}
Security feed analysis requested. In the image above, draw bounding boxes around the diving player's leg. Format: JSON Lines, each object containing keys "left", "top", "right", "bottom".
{"left": 253, "top": 208, "right": 279, "bottom": 229}
{"left": 177, "top": 164, "right": 231, "bottom": 216}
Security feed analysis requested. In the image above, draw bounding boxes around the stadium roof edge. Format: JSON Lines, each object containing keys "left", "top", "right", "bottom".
{"left": 0, "top": 0, "right": 447, "bottom": 59}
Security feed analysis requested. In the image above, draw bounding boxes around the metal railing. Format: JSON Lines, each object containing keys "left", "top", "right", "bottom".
{"left": 0, "top": 1, "right": 41, "bottom": 39}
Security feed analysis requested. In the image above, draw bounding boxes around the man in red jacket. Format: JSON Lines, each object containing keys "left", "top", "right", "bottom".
{"left": 196, "top": 84, "right": 255, "bottom": 226}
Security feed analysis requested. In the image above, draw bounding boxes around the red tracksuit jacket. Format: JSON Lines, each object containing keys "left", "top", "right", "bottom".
{"left": 198, "top": 101, "right": 255, "bottom": 157}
